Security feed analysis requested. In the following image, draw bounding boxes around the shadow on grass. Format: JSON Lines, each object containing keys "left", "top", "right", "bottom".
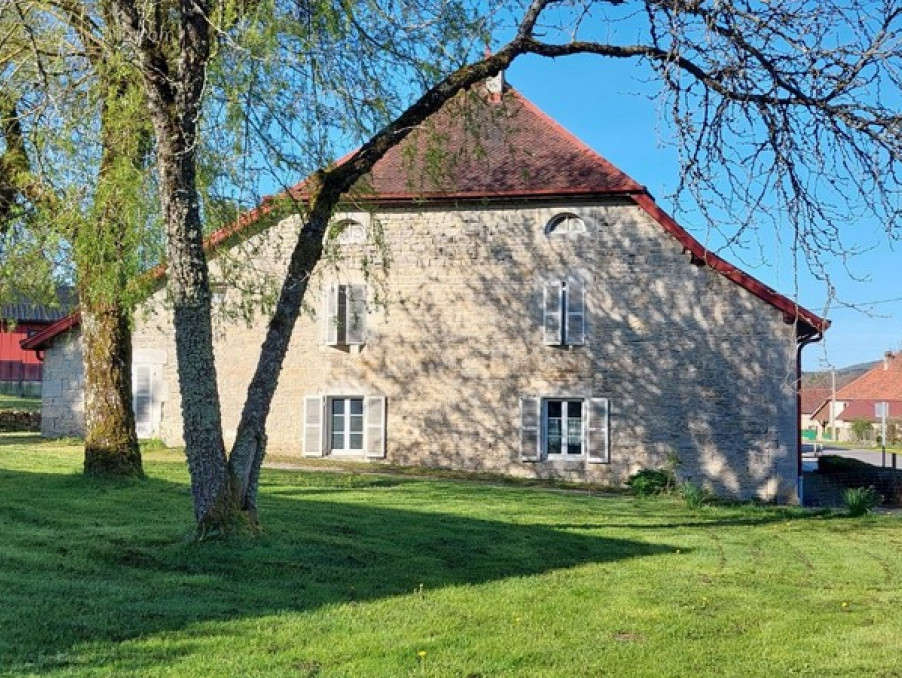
{"left": 0, "top": 467, "right": 678, "bottom": 672}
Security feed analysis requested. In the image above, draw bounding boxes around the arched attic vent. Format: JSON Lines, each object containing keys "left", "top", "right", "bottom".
{"left": 545, "top": 212, "right": 588, "bottom": 236}
{"left": 330, "top": 218, "right": 367, "bottom": 245}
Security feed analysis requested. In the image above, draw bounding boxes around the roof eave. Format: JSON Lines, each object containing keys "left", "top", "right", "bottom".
{"left": 20, "top": 312, "right": 81, "bottom": 351}
{"left": 630, "top": 192, "right": 829, "bottom": 337}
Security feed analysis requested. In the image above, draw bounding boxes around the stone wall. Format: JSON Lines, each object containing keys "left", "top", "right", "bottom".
{"left": 0, "top": 410, "right": 41, "bottom": 432}
{"left": 40, "top": 330, "right": 84, "bottom": 437}
{"left": 130, "top": 198, "right": 800, "bottom": 501}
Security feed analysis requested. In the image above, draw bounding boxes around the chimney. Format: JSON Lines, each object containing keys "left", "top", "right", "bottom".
{"left": 884, "top": 351, "right": 894, "bottom": 370}
{"left": 483, "top": 47, "right": 504, "bottom": 103}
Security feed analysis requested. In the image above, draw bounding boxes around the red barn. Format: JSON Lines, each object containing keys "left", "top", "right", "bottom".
{"left": 1, "top": 293, "right": 72, "bottom": 396}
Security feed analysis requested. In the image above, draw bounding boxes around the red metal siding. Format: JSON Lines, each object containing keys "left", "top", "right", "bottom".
{"left": 0, "top": 321, "right": 47, "bottom": 382}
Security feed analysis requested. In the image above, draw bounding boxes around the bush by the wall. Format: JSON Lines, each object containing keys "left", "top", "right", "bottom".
{"left": 626, "top": 469, "right": 675, "bottom": 496}
{"left": 679, "top": 482, "right": 710, "bottom": 509}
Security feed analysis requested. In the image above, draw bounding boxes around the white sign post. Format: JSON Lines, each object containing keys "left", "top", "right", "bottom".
{"left": 876, "top": 402, "right": 888, "bottom": 467}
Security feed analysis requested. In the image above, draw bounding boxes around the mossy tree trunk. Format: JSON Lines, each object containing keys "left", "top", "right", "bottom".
{"left": 81, "top": 304, "right": 141, "bottom": 475}
{"left": 75, "top": 68, "right": 149, "bottom": 477}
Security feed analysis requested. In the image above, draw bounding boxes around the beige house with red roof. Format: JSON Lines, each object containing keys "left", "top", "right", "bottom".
{"left": 800, "top": 387, "right": 832, "bottom": 437}
{"left": 25, "top": 82, "right": 828, "bottom": 501}
{"left": 813, "top": 351, "right": 902, "bottom": 441}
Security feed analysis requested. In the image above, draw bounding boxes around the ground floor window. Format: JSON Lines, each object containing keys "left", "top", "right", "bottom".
{"left": 544, "top": 398, "right": 584, "bottom": 457}
{"left": 520, "top": 394, "right": 608, "bottom": 463}
{"left": 330, "top": 397, "right": 364, "bottom": 452}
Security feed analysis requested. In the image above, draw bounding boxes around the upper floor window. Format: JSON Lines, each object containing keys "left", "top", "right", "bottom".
{"left": 210, "top": 283, "right": 227, "bottom": 307}
{"left": 324, "top": 283, "right": 367, "bottom": 346}
{"left": 543, "top": 279, "right": 585, "bottom": 346}
{"left": 545, "top": 213, "right": 587, "bottom": 237}
{"left": 331, "top": 218, "right": 367, "bottom": 245}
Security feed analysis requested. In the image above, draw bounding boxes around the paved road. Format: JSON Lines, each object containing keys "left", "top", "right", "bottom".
{"left": 803, "top": 444, "right": 902, "bottom": 469}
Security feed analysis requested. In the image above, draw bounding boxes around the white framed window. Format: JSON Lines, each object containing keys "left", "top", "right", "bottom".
{"left": 543, "top": 279, "right": 585, "bottom": 346}
{"left": 324, "top": 283, "right": 367, "bottom": 346}
{"left": 303, "top": 394, "right": 387, "bottom": 458}
{"left": 545, "top": 213, "right": 587, "bottom": 236}
{"left": 543, "top": 398, "right": 584, "bottom": 458}
{"left": 519, "top": 395, "right": 609, "bottom": 463}
{"left": 329, "top": 397, "right": 364, "bottom": 453}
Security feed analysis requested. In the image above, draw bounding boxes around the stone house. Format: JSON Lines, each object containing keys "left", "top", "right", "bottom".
{"left": 23, "top": 82, "right": 829, "bottom": 501}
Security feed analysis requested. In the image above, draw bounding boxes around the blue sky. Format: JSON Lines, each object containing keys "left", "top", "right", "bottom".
{"left": 505, "top": 53, "right": 901, "bottom": 372}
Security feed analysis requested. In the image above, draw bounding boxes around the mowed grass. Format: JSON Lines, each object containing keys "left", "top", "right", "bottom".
{"left": 1, "top": 435, "right": 901, "bottom": 677}
{"left": 0, "top": 394, "right": 41, "bottom": 412}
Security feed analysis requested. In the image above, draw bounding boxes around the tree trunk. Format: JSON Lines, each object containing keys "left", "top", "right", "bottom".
{"left": 81, "top": 304, "right": 142, "bottom": 475}
{"left": 114, "top": 0, "right": 241, "bottom": 532}
{"left": 228, "top": 51, "right": 522, "bottom": 514}
{"left": 156, "top": 129, "right": 238, "bottom": 531}
{"left": 229, "top": 210, "right": 330, "bottom": 516}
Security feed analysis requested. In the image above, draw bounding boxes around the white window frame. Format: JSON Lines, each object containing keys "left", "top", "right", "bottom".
{"left": 541, "top": 396, "right": 586, "bottom": 460}
{"left": 327, "top": 396, "right": 365, "bottom": 454}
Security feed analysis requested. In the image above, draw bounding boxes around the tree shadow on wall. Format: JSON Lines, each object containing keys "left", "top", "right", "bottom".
{"left": 0, "top": 466, "right": 679, "bottom": 672}
{"left": 336, "top": 199, "right": 801, "bottom": 500}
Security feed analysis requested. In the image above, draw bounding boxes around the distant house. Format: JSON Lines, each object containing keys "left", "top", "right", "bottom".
{"left": 813, "top": 351, "right": 902, "bottom": 441}
{"left": 23, "top": 80, "right": 829, "bottom": 502}
{"left": 1, "top": 292, "right": 71, "bottom": 397}
{"left": 800, "top": 387, "right": 831, "bottom": 438}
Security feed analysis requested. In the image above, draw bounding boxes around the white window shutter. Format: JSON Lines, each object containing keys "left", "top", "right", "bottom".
{"left": 303, "top": 395, "right": 325, "bottom": 456}
{"left": 587, "top": 397, "right": 609, "bottom": 463}
{"left": 566, "top": 280, "right": 585, "bottom": 345}
{"left": 323, "top": 284, "right": 339, "bottom": 345}
{"left": 346, "top": 284, "right": 367, "bottom": 345}
{"left": 133, "top": 365, "right": 152, "bottom": 438}
{"left": 543, "top": 282, "right": 562, "bottom": 345}
{"left": 520, "top": 396, "right": 541, "bottom": 461}
{"left": 364, "top": 395, "right": 386, "bottom": 458}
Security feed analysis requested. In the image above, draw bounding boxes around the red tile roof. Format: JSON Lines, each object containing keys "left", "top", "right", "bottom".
{"left": 288, "top": 89, "right": 643, "bottom": 202}
{"left": 835, "top": 352, "right": 902, "bottom": 401}
{"left": 21, "top": 83, "right": 829, "bottom": 350}
{"left": 835, "top": 399, "right": 902, "bottom": 422}
{"left": 801, "top": 387, "right": 832, "bottom": 415}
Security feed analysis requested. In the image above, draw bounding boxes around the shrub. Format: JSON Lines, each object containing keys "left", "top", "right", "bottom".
{"left": 626, "top": 469, "right": 675, "bottom": 496}
{"left": 843, "top": 486, "right": 881, "bottom": 516}
{"left": 679, "top": 482, "right": 709, "bottom": 509}
{"left": 851, "top": 419, "right": 874, "bottom": 442}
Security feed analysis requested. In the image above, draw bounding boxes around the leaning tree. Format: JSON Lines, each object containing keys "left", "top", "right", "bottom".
{"left": 100, "top": 0, "right": 899, "bottom": 534}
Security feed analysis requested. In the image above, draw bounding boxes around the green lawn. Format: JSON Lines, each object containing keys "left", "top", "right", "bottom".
{"left": 0, "top": 393, "right": 41, "bottom": 412}
{"left": 2, "top": 435, "right": 901, "bottom": 677}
